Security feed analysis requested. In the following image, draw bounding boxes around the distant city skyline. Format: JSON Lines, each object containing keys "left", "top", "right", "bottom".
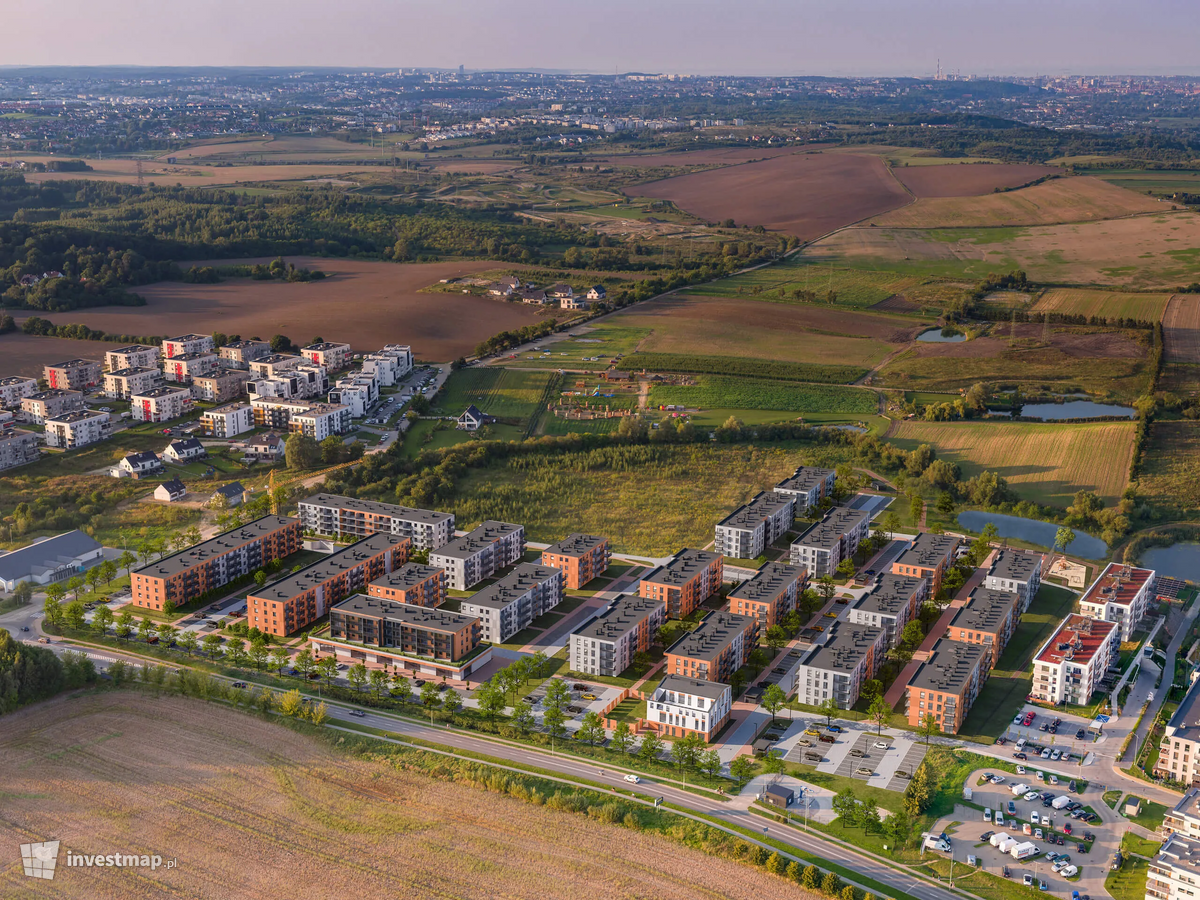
{"left": 5, "top": 0, "right": 1200, "bottom": 77}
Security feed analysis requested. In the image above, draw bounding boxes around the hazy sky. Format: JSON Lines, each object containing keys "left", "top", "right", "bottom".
{"left": 7, "top": 0, "right": 1200, "bottom": 76}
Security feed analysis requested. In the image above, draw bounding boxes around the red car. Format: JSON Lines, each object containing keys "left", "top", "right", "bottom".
{"left": 1064, "top": 824, "right": 1073, "bottom": 835}
{"left": 1023, "top": 712, "right": 1036, "bottom": 726}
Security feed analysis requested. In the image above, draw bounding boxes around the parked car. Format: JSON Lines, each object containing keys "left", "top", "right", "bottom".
{"left": 231, "top": 681, "right": 246, "bottom": 689}
{"left": 1017, "top": 765, "right": 1026, "bottom": 775}
{"left": 1025, "top": 791, "right": 1040, "bottom": 801}
{"left": 1023, "top": 874, "right": 1034, "bottom": 886}
{"left": 875, "top": 741, "right": 890, "bottom": 749}
{"left": 991, "top": 775, "right": 1006, "bottom": 784}
{"left": 827, "top": 724, "right": 843, "bottom": 733}
{"left": 1014, "top": 752, "right": 1028, "bottom": 761}
{"left": 1076, "top": 729, "right": 1086, "bottom": 740}
{"left": 1061, "top": 866, "right": 1078, "bottom": 878}
{"left": 1070, "top": 780, "right": 1078, "bottom": 793}
{"left": 581, "top": 693, "right": 597, "bottom": 701}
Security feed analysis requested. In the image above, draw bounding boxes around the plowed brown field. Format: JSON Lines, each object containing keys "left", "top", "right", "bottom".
{"left": 634, "top": 152, "right": 911, "bottom": 240}
{"left": 891, "top": 163, "right": 1058, "bottom": 198}
{"left": 0, "top": 334, "right": 111, "bottom": 379}
{"left": 592, "top": 147, "right": 801, "bottom": 167}
{"left": 0, "top": 693, "right": 807, "bottom": 900}
{"left": 1163, "top": 294, "right": 1200, "bottom": 363}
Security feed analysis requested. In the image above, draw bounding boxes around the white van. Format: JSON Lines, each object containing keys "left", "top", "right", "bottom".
{"left": 984, "top": 808, "right": 992, "bottom": 823}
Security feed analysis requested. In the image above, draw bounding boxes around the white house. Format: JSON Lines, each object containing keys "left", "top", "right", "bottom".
{"left": 245, "top": 432, "right": 285, "bottom": 462}
{"left": 154, "top": 477, "right": 188, "bottom": 502}
{"left": 116, "top": 451, "right": 163, "bottom": 479}
{"left": 211, "top": 481, "right": 246, "bottom": 508}
{"left": 586, "top": 285, "right": 607, "bottom": 301}
{"left": 164, "top": 437, "right": 206, "bottom": 463}
{"left": 645, "top": 675, "right": 732, "bottom": 742}
{"left": 456, "top": 405, "right": 496, "bottom": 432}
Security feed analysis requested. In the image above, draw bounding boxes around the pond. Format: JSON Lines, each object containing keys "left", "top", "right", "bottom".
{"left": 1017, "top": 401, "right": 1135, "bottom": 421}
{"left": 916, "top": 328, "right": 967, "bottom": 343}
{"left": 956, "top": 511, "right": 1108, "bottom": 559}
{"left": 1141, "top": 544, "right": 1200, "bottom": 582}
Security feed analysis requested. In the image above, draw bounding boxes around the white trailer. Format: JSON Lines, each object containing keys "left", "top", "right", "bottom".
{"left": 998, "top": 837, "right": 1019, "bottom": 854}
{"left": 1052, "top": 795, "right": 1071, "bottom": 810}
{"left": 989, "top": 831, "right": 1011, "bottom": 848}
{"left": 1011, "top": 783, "right": 1030, "bottom": 796}
{"left": 1011, "top": 841, "right": 1038, "bottom": 860}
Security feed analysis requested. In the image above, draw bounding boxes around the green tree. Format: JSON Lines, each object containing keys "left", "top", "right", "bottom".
{"left": 936, "top": 491, "right": 955, "bottom": 516}
{"left": 817, "top": 575, "right": 836, "bottom": 604}
{"left": 511, "top": 701, "right": 535, "bottom": 735}
{"left": 542, "top": 704, "right": 566, "bottom": 740}
{"left": 1055, "top": 525, "right": 1076, "bottom": 555}
{"left": 117, "top": 550, "right": 137, "bottom": 579}
{"left": 253, "top": 570, "right": 268, "bottom": 590}
{"left": 786, "top": 860, "right": 802, "bottom": 882}
{"left": 918, "top": 711, "right": 939, "bottom": 746}
{"left": 832, "top": 787, "right": 859, "bottom": 825}
{"left": 158, "top": 623, "right": 178, "bottom": 647}
{"left": 671, "top": 732, "right": 704, "bottom": 770}
{"left": 63, "top": 599, "right": 87, "bottom": 630}
{"left": 443, "top": 690, "right": 463, "bottom": 715}
{"left": 700, "top": 749, "right": 723, "bottom": 778}
{"left": 868, "top": 695, "right": 893, "bottom": 735}
{"left": 320, "top": 435, "right": 346, "bottom": 466}
{"left": 477, "top": 681, "right": 507, "bottom": 720}
{"left": 178, "top": 630, "right": 198, "bottom": 656}
{"left": 293, "top": 647, "right": 315, "bottom": 678}
{"left": 420, "top": 680, "right": 442, "bottom": 711}
{"left": 248, "top": 640, "right": 269, "bottom": 670}
{"left": 347, "top": 661, "right": 368, "bottom": 692}
{"left": 8, "top": 581, "right": 34, "bottom": 608}
{"left": 765, "top": 625, "right": 789, "bottom": 653}
{"left": 201, "top": 633, "right": 223, "bottom": 659}
{"left": 819, "top": 696, "right": 840, "bottom": 727}
{"left": 136, "top": 616, "right": 154, "bottom": 643}
{"left": 802, "top": 865, "right": 821, "bottom": 890}
{"left": 636, "top": 730, "right": 664, "bottom": 761}
{"left": 729, "top": 754, "right": 756, "bottom": 782}
{"left": 115, "top": 608, "right": 134, "bottom": 641}
{"left": 576, "top": 711, "right": 605, "bottom": 748}
{"left": 836, "top": 557, "right": 855, "bottom": 578}
{"left": 225, "top": 638, "right": 247, "bottom": 667}
{"left": 766, "top": 852, "right": 785, "bottom": 876}
{"left": 762, "top": 683, "right": 787, "bottom": 723}
{"left": 85, "top": 566, "right": 103, "bottom": 595}
{"left": 900, "top": 620, "right": 924, "bottom": 651}
{"left": 543, "top": 677, "right": 570, "bottom": 711}
{"left": 610, "top": 720, "right": 635, "bottom": 754}
{"left": 821, "top": 871, "right": 841, "bottom": 895}
{"left": 317, "top": 656, "right": 338, "bottom": 685}
{"left": 368, "top": 669, "right": 388, "bottom": 700}
{"left": 285, "top": 433, "right": 320, "bottom": 471}
{"left": 390, "top": 672, "right": 412, "bottom": 702}
{"left": 92, "top": 603, "right": 114, "bottom": 635}
{"left": 841, "top": 885, "right": 857, "bottom": 900}
{"left": 883, "top": 511, "right": 901, "bottom": 539}
{"left": 269, "top": 647, "right": 290, "bottom": 673}
{"left": 762, "top": 752, "right": 785, "bottom": 777}
{"left": 66, "top": 576, "right": 84, "bottom": 602}
{"left": 43, "top": 593, "right": 64, "bottom": 629}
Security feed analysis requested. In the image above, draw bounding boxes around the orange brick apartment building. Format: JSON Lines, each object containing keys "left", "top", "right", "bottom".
{"left": 366, "top": 563, "right": 447, "bottom": 608}
{"left": 665, "top": 610, "right": 758, "bottom": 684}
{"left": 639, "top": 548, "right": 723, "bottom": 619}
{"left": 541, "top": 533, "right": 611, "bottom": 589}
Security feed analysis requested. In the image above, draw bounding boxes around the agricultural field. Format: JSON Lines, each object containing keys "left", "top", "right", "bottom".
{"left": 887, "top": 419, "right": 1136, "bottom": 506}
{"left": 0, "top": 693, "right": 786, "bottom": 900}
{"left": 16, "top": 153, "right": 399, "bottom": 187}
{"left": 18, "top": 257, "right": 540, "bottom": 363}
{"left": 1094, "top": 169, "right": 1200, "bottom": 196}
{"left": 1135, "top": 421, "right": 1200, "bottom": 517}
{"left": 500, "top": 324, "right": 653, "bottom": 370}
{"left": 811, "top": 212, "right": 1200, "bottom": 289}
{"left": 891, "top": 163, "right": 1058, "bottom": 198}
{"left": 0, "top": 333, "right": 119, "bottom": 379}
{"left": 590, "top": 146, "right": 799, "bottom": 168}
{"left": 447, "top": 442, "right": 840, "bottom": 554}
{"left": 1032, "top": 288, "right": 1172, "bottom": 322}
{"left": 867, "top": 176, "right": 1162, "bottom": 228}
{"left": 648, "top": 377, "right": 877, "bottom": 414}
{"left": 635, "top": 151, "right": 912, "bottom": 240}
{"left": 432, "top": 368, "right": 554, "bottom": 423}
{"left": 1163, "top": 295, "right": 1200, "bottom": 364}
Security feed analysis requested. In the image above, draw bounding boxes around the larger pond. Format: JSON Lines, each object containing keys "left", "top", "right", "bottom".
{"left": 956, "top": 510, "right": 1108, "bottom": 559}
{"left": 917, "top": 328, "right": 967, "bottom": 343}
{"left": 1141, "top": 543, "right": 1200, "bottom": 582}
{"left": 1018, "top": 401, "right": 1135, "bottom": 420}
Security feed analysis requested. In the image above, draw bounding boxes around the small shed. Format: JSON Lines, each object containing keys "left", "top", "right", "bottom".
{"left": 762, "top": 784, "right": 794, "bottom": 809}
{"left": 752, "top": 738, "right": 774, "bottom": 758}
{"left": 1125, "top": 798, "right": 1142, "bottom": 817}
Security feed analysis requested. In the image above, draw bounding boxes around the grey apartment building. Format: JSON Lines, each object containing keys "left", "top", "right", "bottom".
{"left": 713, "top": 490, "right": 795, "bottom": 560}
{"left": 428, "top": 520, "right": 526, "bottom": 590}
{"left": 103, "top": 366, "right": 161, "bottom": 400}
{"left": 105, "top": 344, "right": 160, "bottom": 371}
{"left": 219, "top": 340, "right": 272, "bottom": 370}
{"left": 298, "top": 493, "right": 456, "bottom": 551}
{"left": 984, "top": 550, "right": 1043, "bottom": 612}
{"left": 774, "top": 466, "right": 836, "bottom": 515}
{"left": 846, "top": 574, "right": 927, "bottom": 649}
{"left": 0, "top": 376, "right": 38, "bottom": 409}
{"left": 21, "top": 389, "right": 84, "bottom": 424}
{"left": 789, "top": 507, "right": 871, "bottom": 576}
{"left": 0, "top": 429, "right": 39, "bottom": 471}
{"left": 794, "top": 620, "right": 886, "bottom": 709}
{"left": 458, "top": 563, "right": 563, "bottom": 643}
{"left": 568, "top": 594, "right": 665, "bottom": 677}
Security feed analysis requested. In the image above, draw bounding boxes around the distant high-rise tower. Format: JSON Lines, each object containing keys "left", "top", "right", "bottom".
{"left": 936, "top": 59, "right": 942, "bottom": 81}
{"left": 458, "top": 64, "right": 465, "bottom": 76}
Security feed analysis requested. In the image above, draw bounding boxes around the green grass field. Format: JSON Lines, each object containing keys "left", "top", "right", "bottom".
{"left": 1107, "top": 855, "right": 1149, "bottom": 900}
{"left": 648, "top": 377, "right": 877, "bottom": 414}
{"left": 501, "top": 324, "right": 651, "bottom": 370}
{"left": 1032, "top": 288, "right": 1172, "bottom": 322}
{"left": 400, "top": 418, "right": 524, "bottom": 457}
{"left": 433, "top": 368, "right": 554, "bottom": 421}
{"left": 690, "top": 254, "right": 934, "bottom": 308}
{"left": 1135, "top": 420, "right": 1200, "bottom": 518}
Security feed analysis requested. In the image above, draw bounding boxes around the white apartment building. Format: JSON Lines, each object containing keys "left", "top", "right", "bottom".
{"left": 329, "top": 374, "right": 379, "bottom": 418}
{"left": 1031, "top": 613, "right": 1118, "bottom": 706}
{"left": 789, "top": 507, "right": 871, "bottom": 577}
{"left": 646, "top": 675, "right": 732, "bottom": 741}
{"left": 202, "top": 403, "right": 255, "bottom": 438}
{"left": 131, "top": 385, "right": 193, "bottom": 423}
{"left": 21, "top": 389, "right": 84, "bottom": 424}
{"left": 1079, "top": 562, "right": 1156, "bottom": 640}
{"left": 0, "top": 429, "right": 39, "bottom": 471}
{"left": 250, "top": 397, "right": 312, "bottom": 431}
{"left": 162, "top": 351, "right": 220, "bottom": 384}
{"left": 1159, "top": 685, "right": 1200, "bottom": 785}
{"left": 1165, "top": 788, "right": 1200, "bottom": 836}
{"left": 0, "top": 376, "right": 39, "bottom": 409}
{"left": 794, "top": 620, "right": 885, "bottom": 709}
{"left": 105, "top": 344, "right": 160, "bottom": 371}
{"left": 428, "top": 521, "right": 526, "bottom": 590}
{"left": 44, "top": 410, "right": 112, "bottom": 449}
{"left": 249, "top": 354, "right": 303, "bottom": 378}
{"left": 1147, "top": 832, "right": 1200, "bottom": 900}
{"left": 162, "top": 333, "right": 215, "bottom": 358}
{"left": 302, "top": 341, "right": 353, "bottom": 371}
{"left": 713, "top": 490, "right": 795, "bottom": 560}
{"left": 103, "top": 366, "right": 161, "bottom": 399}
{"left": 361, "top": 345, "right": 413, "bottom": 386}
{"left": 289, "top": 403, "right": 351, "bottom": 441}
{"left": 846, "top": 574, "right": 927, "bottom": 650}
{"left": 568, "top": 594, "right": 665, "bottom": 677}
{"left": 248, "top": 364, "right": 328, "bottom": 401}
{"left": 984, "top": 550, "right": 1044, "bottom": 612}
{"left": 458, "top": 564, "right": 563, "bottom": 643}
{"left": 774, "top": 466, "right": 836, "bottom": 515}
{"left": 297, "top": 493, "right": 455, "bottom": 551}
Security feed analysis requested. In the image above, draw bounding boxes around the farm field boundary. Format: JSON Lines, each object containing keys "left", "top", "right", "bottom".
{"left": 622, "top": 352, "right": 866, "bottom": 384}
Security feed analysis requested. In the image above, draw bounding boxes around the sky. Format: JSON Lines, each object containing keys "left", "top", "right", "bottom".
{"left": 6, "top": 0, "right": 1200, "bottom": 77}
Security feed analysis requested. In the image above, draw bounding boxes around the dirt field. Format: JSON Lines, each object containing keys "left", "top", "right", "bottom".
{"left": 0, "top": 334, "right": 111, "bottom": 378}
{"left": 1032, "top": 288, "right": 1172, "bottom": 322}
{"left": 909, "top": 325, "right": 1144, "bottom": 360}
{"left": 888, "top": 419, "right": 1136, "bottom": 506}
{"left": 589, "top": 147, "right": 801, "bottom": 168}
{"left": 634, "top": 152, "right": 912, "bottom": 240}
{"left": 11, "top": 259, "right": 542, "bottom": 362}
{"left": 0, "top": 693, "right": 799, "bottom": 900}
{"left": 867, "top": 176, "right": 1163, "bottom": 228}
{"left": 1163, "top": 294, "right": 1200, "bottom": 363}
{"left": 891, "top": 163, "right": 1058, "bottom": 198}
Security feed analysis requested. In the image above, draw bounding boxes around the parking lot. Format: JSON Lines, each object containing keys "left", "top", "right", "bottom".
{"left": 930, "top": 765, "right": 1112, "bottom": 896}
{"left": 781, "top": 720, "right": 927, "bottom": 792}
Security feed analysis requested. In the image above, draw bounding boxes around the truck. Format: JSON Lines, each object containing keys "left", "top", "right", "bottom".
{"left": 1011, "top": 783, "right": 1030, "bottom": 796}
{"left": 1052, "top": 795, "right": 1071, "bottom": 810}
{"left": 998, "top": 837, "right": 1019, "bottom": 855}
{"left": 1011, "top": 841, "right": 1038, "bottom": 860}
{"left": 989, "top": 832, "right": 1011, "bottom": 848}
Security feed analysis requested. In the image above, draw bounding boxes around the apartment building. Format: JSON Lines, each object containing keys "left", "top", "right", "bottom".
{"left": 103, "top": 366, "right": 161, "bottom": 399}
{"left": 458, "top": 564, "right": 564, "bottom": 643}
{"left": 984, "top": 550, "right": 1044, "bottom": 612}
{"left": 191, "top": 369, "right": 251, "bottom": 403}
{"left": 249, "top": 354, "right": 303, "bottom": 378}
{"left": 218, "top": 339, "right": 271, "bottom": 370}
{"left": 645, "top": 675, "right": 732, "bottom": 741}
{"left": 846, "top": 574, "right": 927, "bottom": 649}
{"left": 313, "top": 594, "right": 490, "bottom": 682}
{"left": 201, "top": 403, "right": 255, "bottom": 439}
{"left": 162, "top": 351, "right": 220, "bottom": 384}
{"left": 795, "top": 620, "right": 885, "bottom": 709}
{"left": 665, "top": 610, "right": 758, "bottom": 684}
{"left": 1164, "top": 788, "right": 1200, "bottom": 836}
{"left": 21, "top": 389, "right": 84, "bottom": 424}
{"left": 250, "top": 397, "right": 312, "bottom": 430}
{"left": 906, "top": 639, "right": 989, "bottom": 733}
{"left": 130, "top": 515, "right": 301, "bottom": 610}
{"left": 302, "top": 341, "right": 353, "bottom": 371}
{"left": 1030, "top": 613, "right": 1118, "bottom": 706}
{"left": 946, "top": 587, "right": 1021, "bottom": 668}
{"left": 639, "top": 548, "right": 723, "bottom": 619}
{"left": 568, "top": 594, "right": 665, "bottom": 677}
{"left": 773, "top": 466, "right": 836, "bottom": 515}
{"left": 366, "top": 564, "right": 448, "bottom": 609}
{"left": 0, "top": 376, "right": 38, "bottom": 408}
{"left": 428, "top": 521, "right": 525, "bottom": 590}
{"left": 361, "top": 345, "right": 413, "bottom": 386}
{"left": 1157, "top": 683, "right": 1200, "bottom": 785}
{"left": 1147, "top": 832, "right": 1200, "bottom": 900}
{"left": 328, "top": 374, "right": 378, "bottom": 418}
{"left": 541, "top": 533, "right": 611, "bottom": 589}
{"left": 162, "top": 333, "right": 215, "bottom": 358}
{"left": 714, "top": 490, "right": 795, "bottom": 560}
{"left": 789, "top": 507, "right": 871, "bottom": 577}
{"left": 130, "top": 385, "right": 193, "bottom": 423}
{"left": 892, "top": 532, "right": 962, "bottom": 596}
{"left": 727, "top": 561, "right": 806, "bottom": 629}
{"left": 290, "top": 402, "right": 351, "bottom": 440}
{"left": 1079, "top": 562, "right": 1157, "bottom": 640}
{"left": 0, "top": 429, "right": 39, "bottom": 471}
{"left": 247, "top": 532, "right": 411, "bottom": 636}
{"left": 105, "top": 344, "right": 159, "bottom": 371}
{"left": 44, "top": 410, "right": 111, "bottom": 449}
{"left": 44, "top": 358, "right": 102, "bottom": 391}
{"left": 297, "top": 493, "right": 455, "bottom": 551}
{"left": 249, "top": 363, "right": 329, "bottom": 401}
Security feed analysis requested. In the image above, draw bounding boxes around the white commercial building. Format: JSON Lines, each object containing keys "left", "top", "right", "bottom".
{"left": 429, "top": 521, "right": 526, "bottom": 591}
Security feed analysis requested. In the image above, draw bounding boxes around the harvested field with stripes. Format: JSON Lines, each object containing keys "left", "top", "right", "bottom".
{"left": 1164, "top": 294, "right": 1200, "bottom": 364}
{"left": 1033, "top": 288, "right": 1172, "bottom": 323}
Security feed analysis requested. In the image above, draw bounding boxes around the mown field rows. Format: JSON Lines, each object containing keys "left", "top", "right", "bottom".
{"left": 648, "top": 377, "right": 877, "bottom": 414}
{"left": 1033, "top": 288, "right": 1172, "bottom": 322}
{"left": 434, "top": 368, "right": 553, "bottom": 421}
{"left": 887, "top": 420, "right": 1136, "bottom": 506}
